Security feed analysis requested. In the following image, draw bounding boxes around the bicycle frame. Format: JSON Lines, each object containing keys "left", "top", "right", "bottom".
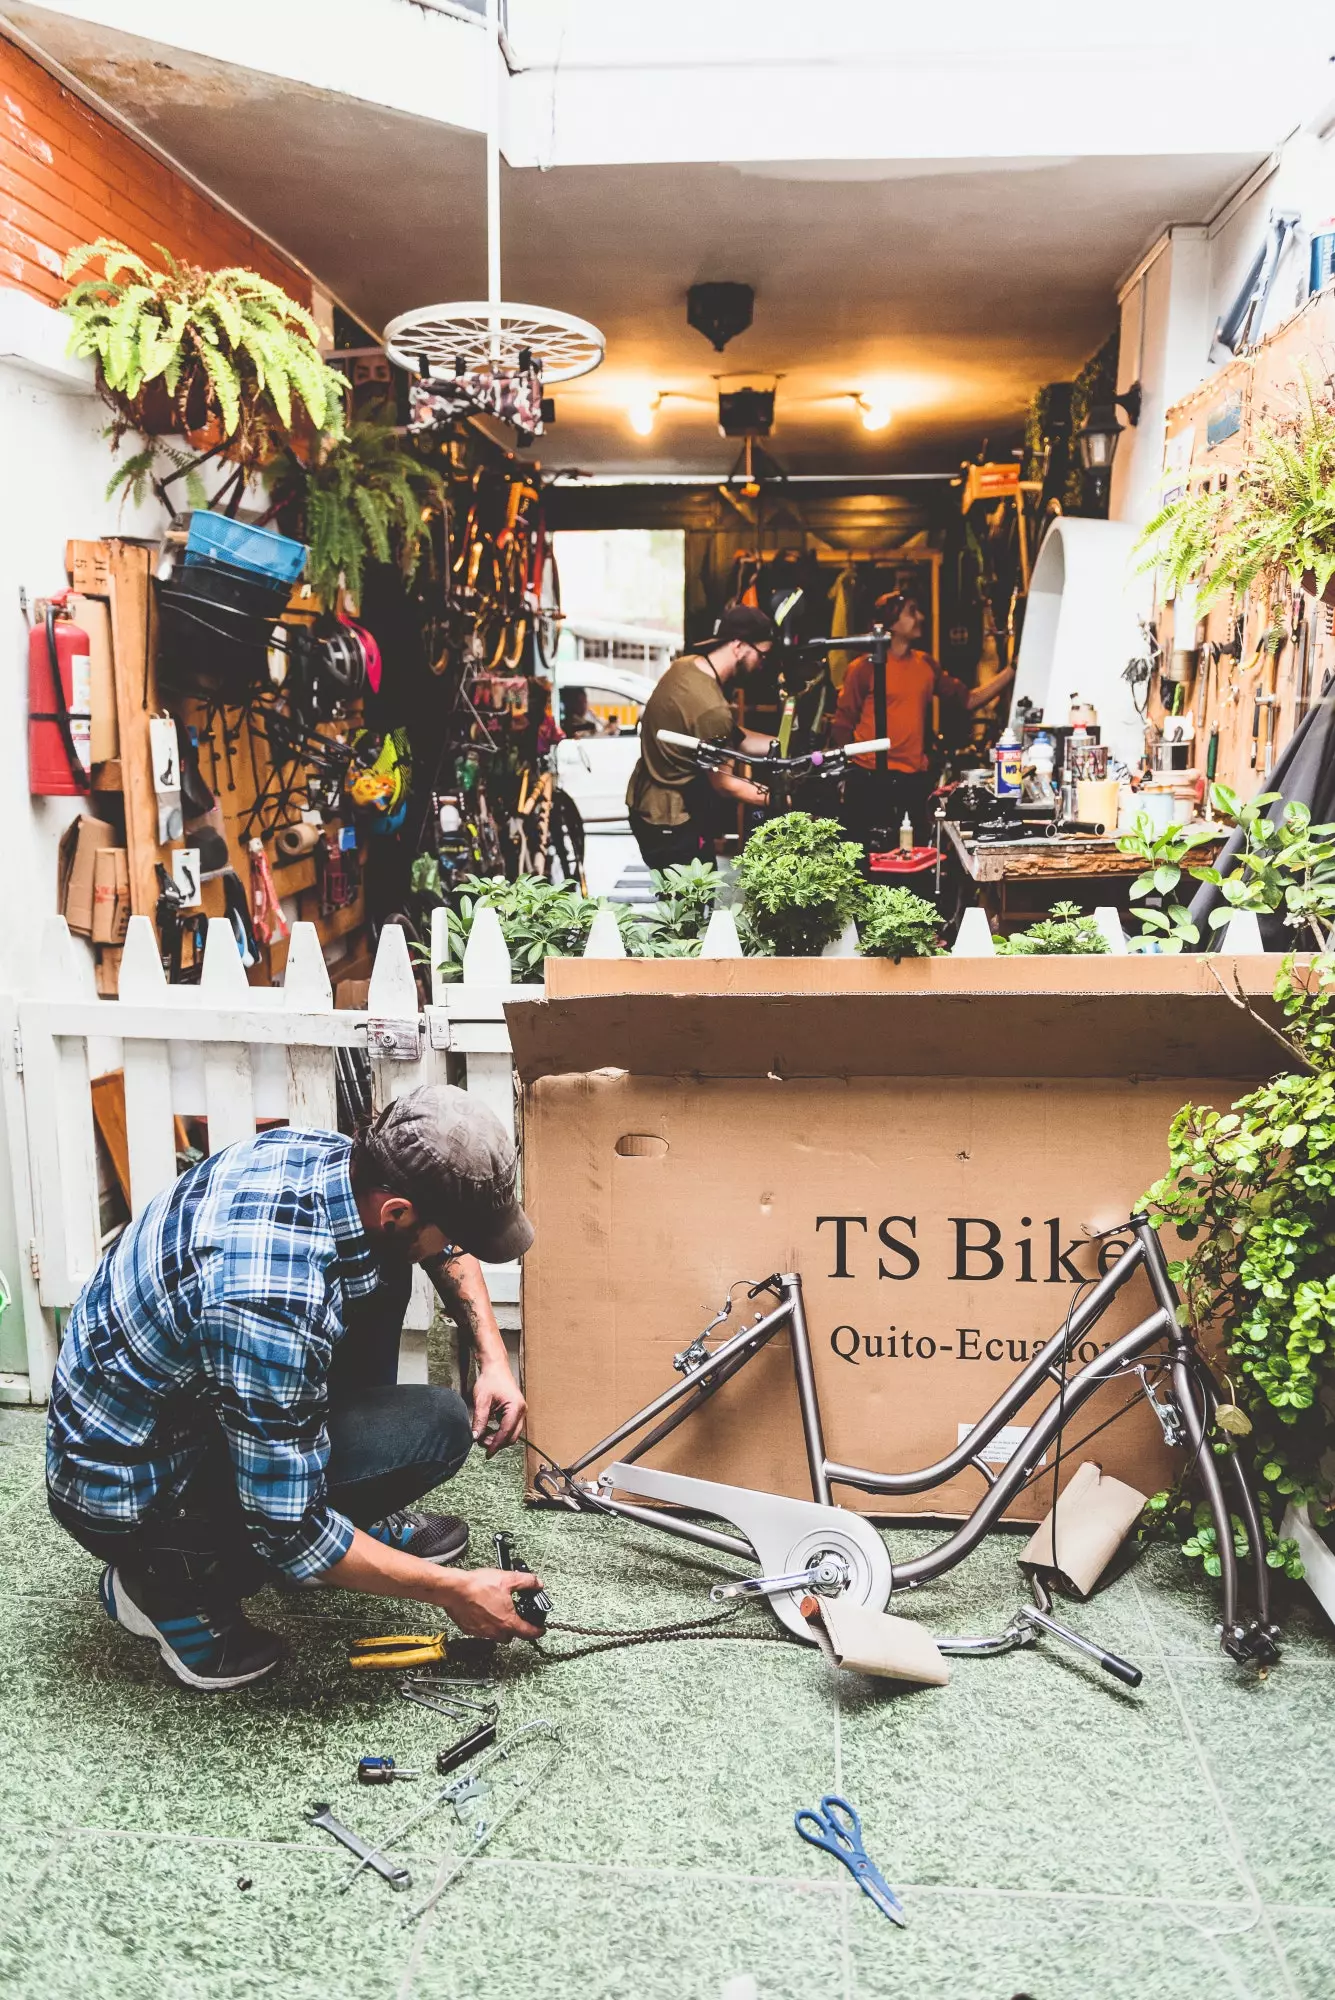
{"left": 540, "top": 1218, "right": 1279, "bottom": 1664}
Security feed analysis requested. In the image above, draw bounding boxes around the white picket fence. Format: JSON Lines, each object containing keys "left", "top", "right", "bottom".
{"left": 1, "top": 909, "right": 500, "bottom": 1403}
{"left": 2, "top": 887, "right": 1266, "bottom": 1403}
{"left": 0, "top": 890, "right": 689, "bottom": 1405}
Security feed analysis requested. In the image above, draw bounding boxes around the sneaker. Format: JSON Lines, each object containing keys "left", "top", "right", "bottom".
{"left": 366, "top": 1509, "right": 469, "bottom": 1566}
{"left": 98, "top": 1565, "right": 283, "bottom": 1692}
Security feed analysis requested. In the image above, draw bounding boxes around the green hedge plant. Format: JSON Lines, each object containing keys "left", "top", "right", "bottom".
{"left": 1140, "top": 956, "right": 1335, "bottom": 1576}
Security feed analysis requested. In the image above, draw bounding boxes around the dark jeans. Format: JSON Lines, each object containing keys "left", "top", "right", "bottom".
{"left": 49, "top": 1265, "right": 473, "bottom": 1612}
{"left": 841, "top": 767, "right": 934, "bottom": 850}
{"left": 629, "top": 810, "right": 710, "bottom": 871}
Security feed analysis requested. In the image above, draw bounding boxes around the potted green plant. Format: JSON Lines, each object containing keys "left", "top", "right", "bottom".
{"left": 429, "top": 875, "right": 667, "bottom": 983}
{"left": 856, "top": 884, "right": 944, "bottom": 960}
{"left": 737, "top": 813, "right": 866, "bottom": 956}
{"left": 265, "top": 412, "right": 444, "bottom": 608}
{"left": 1136, "top": 377, "right": 1335, "bottom": 608}
{"left": 992, "top": 901, "right": 1109, "bottom": 955}
{"left": 62, "top": 237, "right": 346, "bottom": 501}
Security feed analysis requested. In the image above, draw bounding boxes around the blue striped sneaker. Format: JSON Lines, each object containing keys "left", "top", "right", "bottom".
{"left": 98, "top": 1566, "right": 282, "bottom": 1691}
{"left": 366, "top": 1509, "right": 469, "bottom": 1566}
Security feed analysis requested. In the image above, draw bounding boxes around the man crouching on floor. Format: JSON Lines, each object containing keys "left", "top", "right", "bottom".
{"left": 46, "top": 1084, "right": 546, "bottom": 1691}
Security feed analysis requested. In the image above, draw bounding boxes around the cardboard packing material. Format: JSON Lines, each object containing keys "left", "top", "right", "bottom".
{"left": 803, "top": 1595, "right": 951, "bottom": 1685}
{"left": 58, "top": 815, "right": 118, "bottom": 937}
{"left": 69, "top": 593, "right": 118, "bottom": 765}
{"left": 94, "top": 947, "right": 123, "bottom": 999}
{"left": 1019, "top": 1460, "right": 1147, "bottom": 1598}
{"left": 91, "top": 846, "right": 130, "bottom": 944}
{"left": 509, "top": 956, "right": 1286, "bottom": 1523}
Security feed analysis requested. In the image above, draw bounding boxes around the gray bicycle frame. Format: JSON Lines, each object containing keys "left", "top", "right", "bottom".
{"left": 555, "top": 1217, "right": 1273, "bottom": 1644}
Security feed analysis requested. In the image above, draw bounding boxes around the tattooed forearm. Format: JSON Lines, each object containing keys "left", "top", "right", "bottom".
{"left": 424, "top": 1252, "right": 480, "bottom": 1341}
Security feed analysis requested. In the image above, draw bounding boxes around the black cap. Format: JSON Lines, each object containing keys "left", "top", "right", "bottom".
{"left": 697, "top": 604, "right": 777, "bottom": 652}
{"left": 359, "top": 1084, "right": 534, "bottom": 1262}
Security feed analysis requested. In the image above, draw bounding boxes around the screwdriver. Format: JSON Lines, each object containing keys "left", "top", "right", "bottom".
{"left": 357, "top": 1755, "right": 419, "bottom": 1785}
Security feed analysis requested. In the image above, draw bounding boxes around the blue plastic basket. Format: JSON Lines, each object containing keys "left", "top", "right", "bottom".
{"left": 184, "top": 510, "right": 307, "bottom": 585}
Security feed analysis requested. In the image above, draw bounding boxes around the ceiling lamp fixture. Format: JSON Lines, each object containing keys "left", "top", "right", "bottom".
{"left": 717, "top": 387, "right": 775, "bottom": 438}
{"left": 383, "top": 0, "right": 604, "bottom": 441}
{"left": 687, "top": 282, "right": 754, "bottom": 353}
{"left": 856, "top": 393, "right": 893, "bottom": 433}
{"left": 627, "top": 393, "right": 661, "bottom": 437}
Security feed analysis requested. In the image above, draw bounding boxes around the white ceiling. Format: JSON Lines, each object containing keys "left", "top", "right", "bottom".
{"left": 3, "top": 7, "right": 1274, "bottom": 474}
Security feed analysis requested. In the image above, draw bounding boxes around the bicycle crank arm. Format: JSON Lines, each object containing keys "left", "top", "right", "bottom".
{"left": 711, "top": 1554, "right": 851, "bottom": 1603}
{"left": 937, "top": 1604, "right": 1142, "bottom": 1688}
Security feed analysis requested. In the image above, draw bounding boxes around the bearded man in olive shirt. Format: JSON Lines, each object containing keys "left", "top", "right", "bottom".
{"left": 627, "top": 605, "right": 777, "bottom": 868}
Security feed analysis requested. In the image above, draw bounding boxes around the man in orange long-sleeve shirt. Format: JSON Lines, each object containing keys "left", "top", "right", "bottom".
{"left": 830, "top": 593, "right": 1014, "bottom": 846}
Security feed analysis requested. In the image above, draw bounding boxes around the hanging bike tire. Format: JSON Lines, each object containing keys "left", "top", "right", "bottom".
{"left": 546, "top": 786, "right": 585, "bottom": 886}
{"left": 535, "top": 543, "right": 562, "bottom": 671}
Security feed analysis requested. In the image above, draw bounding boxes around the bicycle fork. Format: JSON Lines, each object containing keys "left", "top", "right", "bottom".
{"left": 1141, "top": 1223, "right": 1279, "bottom": 1665}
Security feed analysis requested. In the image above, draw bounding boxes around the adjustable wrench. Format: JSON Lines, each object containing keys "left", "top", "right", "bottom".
{"left": 304, "top": 1801, "right": 412, "bottom": 1892}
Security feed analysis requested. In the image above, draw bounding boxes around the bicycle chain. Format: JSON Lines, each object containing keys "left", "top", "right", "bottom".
{"left": 533, "top": 1604, "right": 802, "bottom": 1664}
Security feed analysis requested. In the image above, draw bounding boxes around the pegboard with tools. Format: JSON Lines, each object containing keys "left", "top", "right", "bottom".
{"left": 1150, "top": 284, "right": 1335, "bottom": 801}
{"left": 64, "top": 538, "right": 371, "bottom": 989}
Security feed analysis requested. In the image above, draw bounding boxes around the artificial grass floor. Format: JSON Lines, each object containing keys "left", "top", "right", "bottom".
{"left": 0, "top": 1398, "right": 1332, "bottom": 2000}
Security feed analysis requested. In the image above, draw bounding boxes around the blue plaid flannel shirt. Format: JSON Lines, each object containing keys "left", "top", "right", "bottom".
{"left": 46, "top": 1128, "right": 381, "bottom": 1581}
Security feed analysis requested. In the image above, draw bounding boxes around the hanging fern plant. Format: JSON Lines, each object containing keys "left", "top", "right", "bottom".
{"left": 265, "top": 412, "right": 444, "bottom": 608}
{"left": 62, "top": 238, "right": 346, "bottom": 479}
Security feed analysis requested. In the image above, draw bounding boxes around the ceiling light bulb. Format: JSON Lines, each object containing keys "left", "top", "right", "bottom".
{"left": 860, "top": 399, "right": 892, "bottom": 433}
{"left": 628, "top": 397, "right": 658, "bottom": 437}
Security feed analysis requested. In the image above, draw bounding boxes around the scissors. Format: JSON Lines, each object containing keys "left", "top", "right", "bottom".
{"left": 348, "top": 1633, "right": 450, "bottom": 1671}
{"left": 793, "top": 1793, "right": 907, "bottom": 1928}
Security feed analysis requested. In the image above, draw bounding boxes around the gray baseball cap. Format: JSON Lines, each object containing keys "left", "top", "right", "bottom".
{"left": 360, "top": 1084, "right": 534, "bottom": 1262}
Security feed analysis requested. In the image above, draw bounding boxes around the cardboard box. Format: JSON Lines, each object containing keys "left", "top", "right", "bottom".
{"left": 69, "top": 594, "right": 118, "bottom": 765}
{"left": 509, "top": 957, "right": 1286, "bottom": 1522}
{"left": 58, "top": 815, "right": 119, "bottom": 937}
{"left": 94, "top": 947, "right": 123, "bottom": 999}
{"left": 65, "top": 540, "right": 111, "bottom": 596}
{"left": 91, "top": 846, "right": 130, "bottom": 944}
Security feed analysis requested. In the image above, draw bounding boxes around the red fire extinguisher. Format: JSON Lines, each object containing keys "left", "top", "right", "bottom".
{"left": 28, "top": 592, "right": 91, "bottom": 795}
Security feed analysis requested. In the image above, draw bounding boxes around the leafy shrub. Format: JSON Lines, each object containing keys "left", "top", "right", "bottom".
{"left": 648, "top": 860, "right": 720, "bottom": 955}
{"left": 993, "top": 901, "right": 1109, "bottom": 955}
{"left": 430, "top": 868, "right": 717, "bottom": 980}
{"left": 857, "top": 885, "right": 943, "bottom": 960}
{"left": 432, "top": 876, "right": 656, "bottom": 981}
{"left": 738, "top": 813, "right": 866, "bottom": 956}
{"left": 265, "top": 411, "right": 443, "bottom": 608}
{"left": 1139, "top": 956, "right": 1335, "bottom": 1576}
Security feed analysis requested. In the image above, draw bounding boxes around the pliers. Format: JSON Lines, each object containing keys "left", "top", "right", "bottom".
{"left": 348, "top": 1632, "right": 450, "bottom": 1672}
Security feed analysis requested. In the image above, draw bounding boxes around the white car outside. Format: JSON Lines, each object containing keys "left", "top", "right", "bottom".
{"left": 553, "top": 663, "right": 659, "bottom": 824}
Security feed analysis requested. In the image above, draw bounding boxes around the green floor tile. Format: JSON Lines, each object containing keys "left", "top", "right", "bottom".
{"left": 835, "top": 1640, "right": 1243, "bottom": 1903}
{"left": 0, "top": 1828, "right": 420, "bottom": 2000}
{"left": 846, "top": 1886, "right": 1284, "bottom": 2000}
{"left": 1269, "top": 1906, "right": 1335, "bottom": 2000}
{"left": 405, "top": 1858, "right": 841, "bottom": 2000}
{"left": 4, "top": 1387, "right": 1330, "bottom": 1996}
{"left": 1135, "top": 1540, "right": 1335, "bottom": 1665}
{"left": 1161, "top": 1661, "right": 1335, "bottom": 1909}
{"left": 471, "top": 1639, "right": 840, "bottom": 1878}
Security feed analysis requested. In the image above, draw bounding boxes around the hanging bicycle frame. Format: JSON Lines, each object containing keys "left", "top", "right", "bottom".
{"left": 535, "top": 1216, "right": 1280, "bottom": 1666}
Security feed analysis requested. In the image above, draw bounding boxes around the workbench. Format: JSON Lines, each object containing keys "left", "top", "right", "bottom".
{"left": 944, "top": 820, "right": 1220, "bottom": 931}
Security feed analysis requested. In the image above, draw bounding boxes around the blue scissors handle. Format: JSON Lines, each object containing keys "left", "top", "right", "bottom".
{"left": 794, "top": 1792, "right": 863, "bottom": 1859}
{"left": 794, "top": 1793, "right": 907, "bottom": 1928}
